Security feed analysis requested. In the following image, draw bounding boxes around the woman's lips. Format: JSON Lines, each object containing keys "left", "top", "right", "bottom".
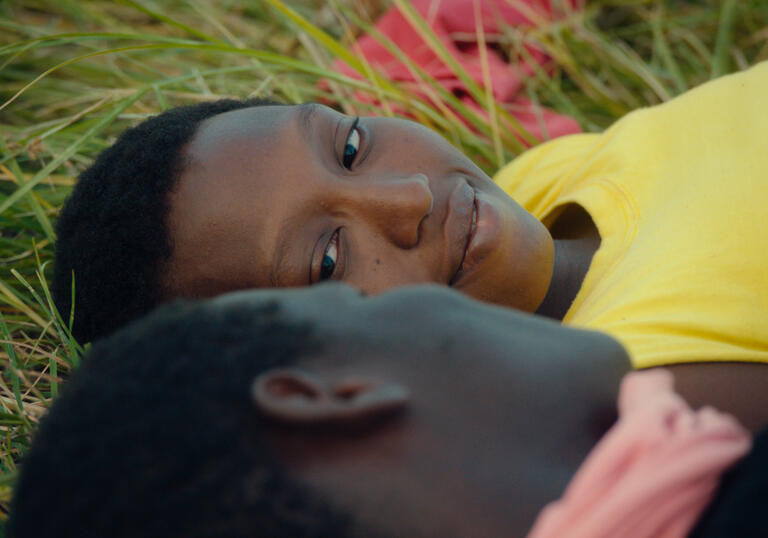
{"left": 450, "top": 190, "right": 501, "bottom": 286}
{"left": 444, "top": 182, "right": 474, "bottom": 284}
{"left": 450, "top": 197, "right": 477, "bottom": 284}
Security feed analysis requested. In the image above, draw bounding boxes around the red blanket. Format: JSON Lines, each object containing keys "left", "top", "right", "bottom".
{"left": 332, "top": 0, "right": 582, "bottom": 142}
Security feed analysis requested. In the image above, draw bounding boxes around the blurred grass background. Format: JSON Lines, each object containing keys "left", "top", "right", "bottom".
{"left": 1, "top": 0, "right": 767, "bottom": 525}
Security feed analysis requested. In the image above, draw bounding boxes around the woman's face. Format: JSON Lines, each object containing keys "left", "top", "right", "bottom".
{"left": 165, "top": 104, "right": 553, "bottom": 311}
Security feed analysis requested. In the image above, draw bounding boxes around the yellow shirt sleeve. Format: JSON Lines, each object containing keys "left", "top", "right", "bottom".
{"left": 494, "top": 62, "right": 768, "bottom": 368}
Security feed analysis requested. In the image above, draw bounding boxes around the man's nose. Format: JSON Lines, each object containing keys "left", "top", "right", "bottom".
{"left": 340, "top": 172, "right": 434, "bottom": 249}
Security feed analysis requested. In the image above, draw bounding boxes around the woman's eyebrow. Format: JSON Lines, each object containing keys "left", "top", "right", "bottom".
{"left": 269, "top": 212, "right": 307, "bottom": 288}
{"left": 265, "top": 102, "right": 327, "bottom": 288}
{"left": 269, "top": 229, "right": 293, "bottom": 287}
{"left": 296, "top": 102, "right": 321, "bottom": 144}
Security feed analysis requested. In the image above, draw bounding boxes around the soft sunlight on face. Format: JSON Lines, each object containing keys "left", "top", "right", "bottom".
{"left": 165, "top": 104, "right": 553, "bottom": 311}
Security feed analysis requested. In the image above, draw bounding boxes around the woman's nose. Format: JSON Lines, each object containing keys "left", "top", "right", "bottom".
{"left": 340, "top": 172, "right": 434, "bottom": 249}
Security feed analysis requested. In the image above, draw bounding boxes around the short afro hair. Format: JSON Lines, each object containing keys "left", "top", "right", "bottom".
{"left": 9, "top": 295, "right": 353, "bottom": 538}
{"left": 52, "top": 97, "right": 281, "bottom": 343}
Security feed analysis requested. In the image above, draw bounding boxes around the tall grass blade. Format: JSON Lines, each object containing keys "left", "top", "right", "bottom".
{"left": 712, "top": 0, "right": 738, "bottom": 78}
{"left": 0, "top": 316, "right": 25, "bottom": 416}
{"left": 473, "top": 0, "right": 503, "bottom": 168}
{"left": 116, "top": 0, "right": 228, "bottom": 45}
{"left": 651, "top": 9, "right": 688, "bottom": 94}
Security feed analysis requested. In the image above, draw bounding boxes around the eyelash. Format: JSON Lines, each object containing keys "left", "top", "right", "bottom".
{"left": 312, "top": 117, "right": 359, "bottom": 283}
{"left": 342, "top": 117, "right": 361, "bottom": 169}
{"left": 318, "top": 228, "right": 341, "bottom": 282}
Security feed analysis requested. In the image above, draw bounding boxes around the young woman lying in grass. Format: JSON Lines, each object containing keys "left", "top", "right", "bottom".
{"left": 52, "top": 62, "right": 768, "bottom": 427}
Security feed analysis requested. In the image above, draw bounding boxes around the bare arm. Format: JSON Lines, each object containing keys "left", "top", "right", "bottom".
{"left": 656, "top": 362, "right": 768, "bottom": 432}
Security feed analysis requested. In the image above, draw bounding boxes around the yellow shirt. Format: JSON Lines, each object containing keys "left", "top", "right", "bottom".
{"left": 494, "top": 62, "right": 768, "bottom": 368}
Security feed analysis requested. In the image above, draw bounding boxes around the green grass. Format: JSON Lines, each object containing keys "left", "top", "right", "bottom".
{"left": 1, "top": 0, "right": 767, "bottom": 523}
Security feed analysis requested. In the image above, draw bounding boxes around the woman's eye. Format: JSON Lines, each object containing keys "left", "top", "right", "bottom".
{"left": 319, "top": 229, "right": 340, "bottom": 281}
{"left": 343, "top": 119, "right": 360, "bottom": 169}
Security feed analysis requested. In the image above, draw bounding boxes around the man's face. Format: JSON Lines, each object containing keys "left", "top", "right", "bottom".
{"left": 165, "top": 104, "right": 554, "bottom": 312}
{"left": 213, "top": 284, "right": 628, "bottom": 537}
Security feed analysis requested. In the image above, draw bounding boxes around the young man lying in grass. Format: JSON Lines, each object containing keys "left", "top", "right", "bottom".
{"left": 52, "top": 62, "right": 768, "bottom": 420}
{"left": 8, "top": 285, "right": 761, "bottom": 537}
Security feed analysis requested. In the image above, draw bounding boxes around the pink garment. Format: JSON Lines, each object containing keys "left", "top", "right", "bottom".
{"left": 331, "top": 0, "right": 582, "bottom": 142}
{"left": 527, "top": 369, "right": 751, "bottom": 538}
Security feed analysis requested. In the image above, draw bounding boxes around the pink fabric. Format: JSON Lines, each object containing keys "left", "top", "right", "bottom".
{"left": 331, "top": 0, "right": 582, "bottom": 142}
{"left": 527, "top": 369, "right": 752, "bottom": 538}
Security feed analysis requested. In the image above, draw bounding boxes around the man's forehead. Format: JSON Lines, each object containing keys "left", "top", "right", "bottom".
{"left": 210, "top": 284, "right": 471, "bottom": 322}
{"left": 209, "top": 287, "right": 468, "bottom": 358}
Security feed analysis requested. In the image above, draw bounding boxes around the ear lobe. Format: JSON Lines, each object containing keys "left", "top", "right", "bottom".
{"left": 252, "top": 369, "right": 409, "bottom": 426}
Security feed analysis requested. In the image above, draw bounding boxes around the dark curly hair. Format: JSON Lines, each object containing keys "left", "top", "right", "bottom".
{"left": 52, "top": 97, "right": 281, "bottom": 343}
{"left": 8, "top": 294, "right": 352, "bottom": 538}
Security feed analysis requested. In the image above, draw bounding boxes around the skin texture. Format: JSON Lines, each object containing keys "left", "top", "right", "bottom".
{"left": 166, "top": 103, "right": 768, "bottom": 435}
{"left": 535, "top": 204, "right": 601, "bottom": 319}
{"left": 211, "top": 284, "right": 631, "bottom": 537}
{"left": 233, "top": 285, "right": 768, "bottom": 535}
{"left": 166, "top": 103, "right": 555, "bottom": 312}
{"left": 663, "top": 363, "right": 768, "bottom": 433}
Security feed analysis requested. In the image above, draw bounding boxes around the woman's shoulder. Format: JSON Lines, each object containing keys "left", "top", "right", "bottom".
{"left": 493, "top": 133, "right": 601, "bottom": 217}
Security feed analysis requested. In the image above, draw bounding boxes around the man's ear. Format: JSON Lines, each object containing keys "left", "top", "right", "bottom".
{"left": 252, "top": 369, "right": 409, "bottom": 426}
